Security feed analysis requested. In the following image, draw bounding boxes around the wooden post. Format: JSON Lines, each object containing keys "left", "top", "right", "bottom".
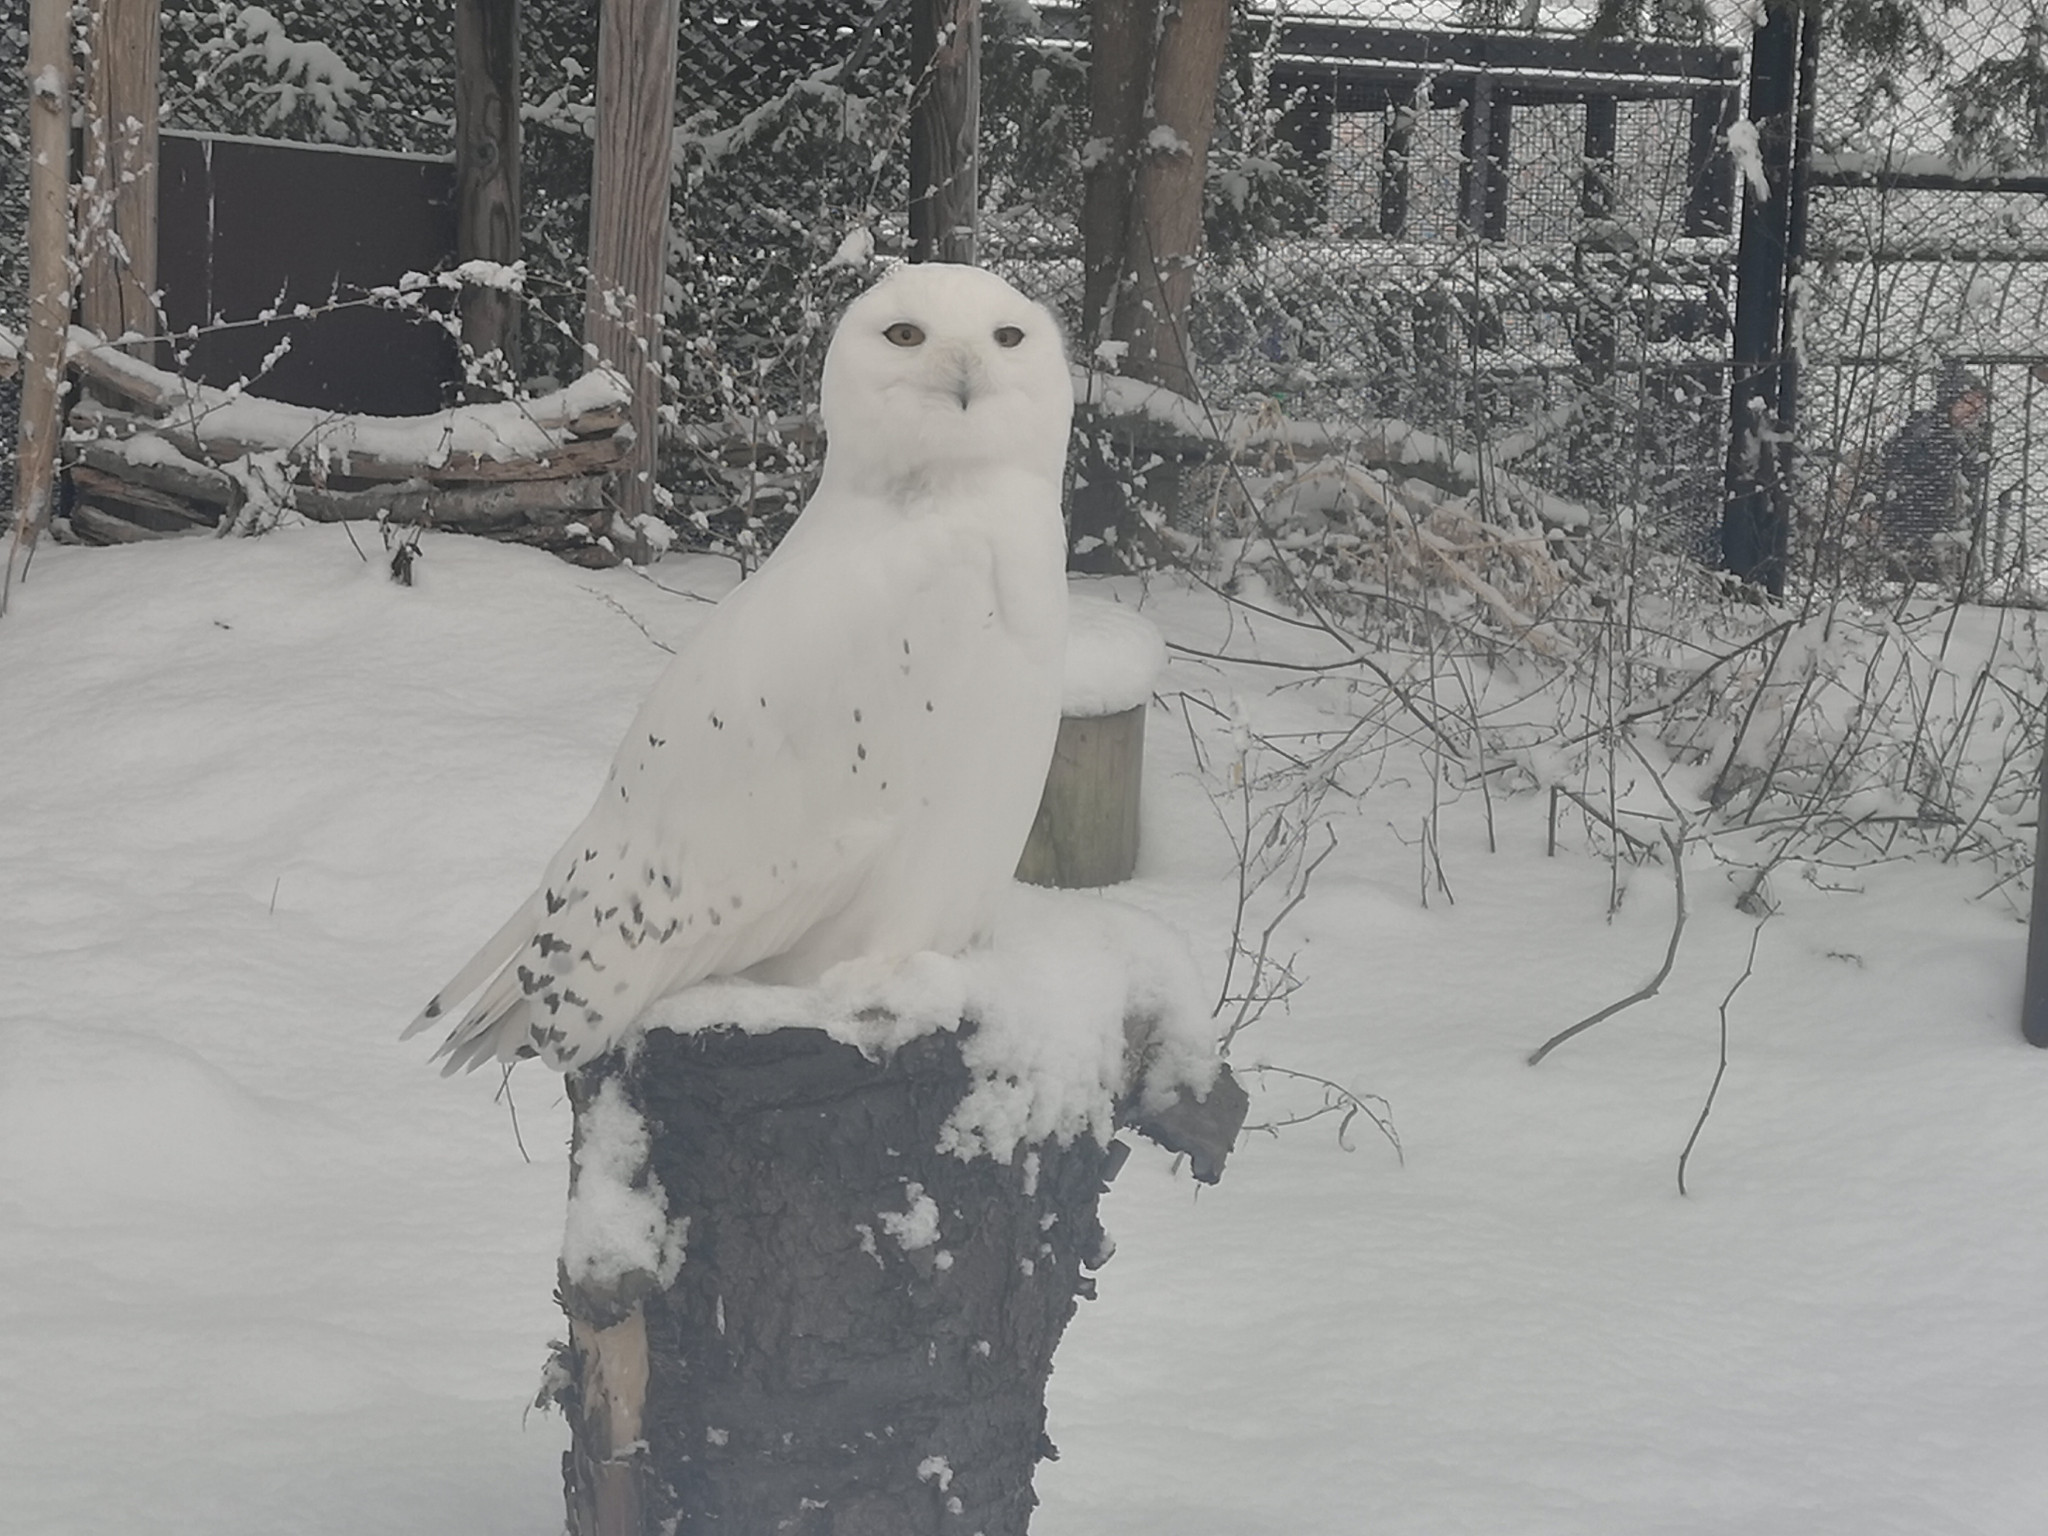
{"left": 77, "top": 0, "right": 160, "bottom": 356}
{"left": 909, "top": 0, "right": 980, "bottom": 265}
{"left": 1015, "top": 707, "right": 1147, "bottom": 888}
{"left": 5, "top": 0, "right": 76, "bottom": 616}
{"left": 585, "top": 0, "right": 680, "bottom": 529}
{"left": 455, "top": 0, "right": 522, "bottom": 382}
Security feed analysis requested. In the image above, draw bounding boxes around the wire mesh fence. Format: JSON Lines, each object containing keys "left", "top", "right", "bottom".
{"left": 12, "top": 2, "right": 2048, "bottom": 600}
{"left": 1801, "top": 0, "right": 2048, "bottom": 599}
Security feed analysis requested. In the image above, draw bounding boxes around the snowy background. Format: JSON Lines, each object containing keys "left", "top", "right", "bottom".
{"left": 3, "top": 528, "right": 2046, "bottom": 1533}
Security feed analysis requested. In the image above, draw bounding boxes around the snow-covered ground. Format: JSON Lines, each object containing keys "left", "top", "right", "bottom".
{"left": 3, "top": 528, "right": 2045, "bottom": 1534}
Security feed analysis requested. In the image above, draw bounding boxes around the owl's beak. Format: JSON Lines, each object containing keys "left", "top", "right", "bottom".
{"left": 936, "top": 345, "right": 981, "bottom": 410}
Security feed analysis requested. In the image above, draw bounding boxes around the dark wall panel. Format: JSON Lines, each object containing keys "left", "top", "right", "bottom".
{"left": 158, "top": 131, "right": 460, "bottom": 417}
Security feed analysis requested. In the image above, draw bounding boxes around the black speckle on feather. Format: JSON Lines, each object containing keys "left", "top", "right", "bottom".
{"left": 649, "top": 733, "right": 666, "bottom": 748}
{"left": 517, "top": 965, "right": 552, "bottom": 996}
{"left": 536, "top": 933, "right": 571, "bottom": 958}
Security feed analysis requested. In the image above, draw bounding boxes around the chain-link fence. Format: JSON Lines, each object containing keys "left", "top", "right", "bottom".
{"left": 1801, "top": 0, "right": 2048, "bottom": 598}
{"left": 18, "top": 1, "right": 2048, "bottom": 593}
{"left": 1178, "top": 6, "right": 1745, "bottom": 558}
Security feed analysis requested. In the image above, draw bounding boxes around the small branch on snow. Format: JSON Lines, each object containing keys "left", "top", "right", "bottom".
{"left": 1238, "top": 1064, "right": 1403, "bottom": 1162}
{"left": 1527, "top": 827, "right": 1688, "bottom": 1067}
{"left": 1677, "top": 917, "right": 1768, "bottom": 1198}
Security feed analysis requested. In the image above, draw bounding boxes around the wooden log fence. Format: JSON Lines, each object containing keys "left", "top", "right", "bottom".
{"left": 30, "top": 328, "right": 640, "bottom": 562}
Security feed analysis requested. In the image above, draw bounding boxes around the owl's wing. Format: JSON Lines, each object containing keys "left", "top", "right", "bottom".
{"left": 407, "top": 532, "right": 962, "bottom": 1073}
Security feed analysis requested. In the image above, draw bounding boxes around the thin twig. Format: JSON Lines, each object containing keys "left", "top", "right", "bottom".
{"left": 1239, "top": 1063, "right": 1403, "bottom": 1162}
{"left": 1528, "top": 826, "right": 1688, "bottom": 1066}
{"left": 495, "top": 1063, "right": 533, "bottom": 1165}
{"left": 1678, "top": 917, "right": 1767, "bottom": 1197}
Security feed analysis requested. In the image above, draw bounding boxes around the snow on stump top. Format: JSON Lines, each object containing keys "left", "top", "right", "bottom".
{"left": 1017, "top": 593, "right": 1167, "bottom": 890}
{"left": 548, "top": 887, "right": 1246, "bottom": 1536}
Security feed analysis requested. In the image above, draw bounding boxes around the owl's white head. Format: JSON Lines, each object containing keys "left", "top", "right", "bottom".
{"left": 818, "top": 263, "right": 1074, "bottom": 495}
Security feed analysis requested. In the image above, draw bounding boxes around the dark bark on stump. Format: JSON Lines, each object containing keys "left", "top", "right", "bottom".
{"left": 555, "top": 1022, "right": 1172, "bottom": 1536}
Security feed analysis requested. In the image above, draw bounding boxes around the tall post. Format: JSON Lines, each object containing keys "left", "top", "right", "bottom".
{"left": 585, "top": 0, "right": 681, "bottom": 529}
{"left": 1722, "top": 0, "right": 1803, "bottom": 596}
{"left": 2026, "top": 741, "right": 2048, "bottom": 1046}
{"left": 5, "top": 0, "right": 76, "bottom": 617}
{"left": 77, "top": 0, "right": 160, "bottom": 357}
{"left": 909, "top": 0, "right": 980, "bottom": 265}
{"left": 455, "top": 0, "right": 522, "bottom": 383}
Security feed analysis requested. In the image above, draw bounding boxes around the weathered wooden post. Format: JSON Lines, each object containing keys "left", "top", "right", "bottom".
{"left": 455, "top": 0, "right": 523, "bottom": 383}
{"left": 548, "top": 940, "right": 1245, "bottom": 1534}
{"left": 77, "top": 0, "right": 160, "bottom": 358}
{"left": 1018, "top": 596, "right": 1168, "bottom": 890}
{"left": 5, "top": 0, "right": 76, "bottom": 615}
{"left": 585, "top": 0, "right": 680, "bottom": 529}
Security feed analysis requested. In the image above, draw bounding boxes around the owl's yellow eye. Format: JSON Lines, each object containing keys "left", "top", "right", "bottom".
{"left": 993, "top": 325, "right": 1025, "bottom": 348}
{"left": 884, "top": 322, "right": 925, "bottom": 348}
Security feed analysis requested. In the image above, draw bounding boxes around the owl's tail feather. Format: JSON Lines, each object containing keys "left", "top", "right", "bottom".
{"left": 402, "top": 894, "right": 545, "bottom": 1073}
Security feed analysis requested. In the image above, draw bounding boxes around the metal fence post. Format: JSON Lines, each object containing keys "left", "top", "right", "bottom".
{"left": 1722, "top": 0, "right": 1802, "bottom": 596}
{"left": 2024, "top": 740, "right": 2048, "bottom": 1047}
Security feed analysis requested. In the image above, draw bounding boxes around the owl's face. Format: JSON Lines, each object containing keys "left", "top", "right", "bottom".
{"left": 819, "top": 264, "right": 1074, "bottom": 491}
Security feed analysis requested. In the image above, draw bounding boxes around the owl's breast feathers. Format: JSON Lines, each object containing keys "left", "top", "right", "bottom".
{"left": 409, "top": 487, "right": 1065, "bottom": 1074}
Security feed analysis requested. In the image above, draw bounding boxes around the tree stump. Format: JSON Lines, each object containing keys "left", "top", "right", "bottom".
{"left": 550, "top": 1012, "right": 1244, "bottom": 1536}
{"left": 1017, "top": 597, "right": 1167, "bottom": 890}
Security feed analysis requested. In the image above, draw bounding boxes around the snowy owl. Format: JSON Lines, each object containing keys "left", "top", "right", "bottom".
{"left": 407, "top": 264, "right": 1074, "bottom": 1073}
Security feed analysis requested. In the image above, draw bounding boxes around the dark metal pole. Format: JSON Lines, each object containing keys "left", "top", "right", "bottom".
{"left": 1722, "top": 0, "right": 1802, "bottom": 596}
{"left": 2024, "top": 741, "right": 2048, "bottom": 1046}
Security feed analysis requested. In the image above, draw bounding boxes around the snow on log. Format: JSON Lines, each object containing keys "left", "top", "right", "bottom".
{"left": 1074, "top": 364, "right": 1594, "bottom": 533}
{"left": 544, "top": 888, "right": 1248, "bottom": 1536}
{"left": 22, "top": 323, "right": 640, "bottom": 563}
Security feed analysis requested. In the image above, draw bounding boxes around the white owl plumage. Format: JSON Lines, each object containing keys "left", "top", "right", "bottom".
{"left": 407, "top": 263, "right": 1074, "bottom": 1073}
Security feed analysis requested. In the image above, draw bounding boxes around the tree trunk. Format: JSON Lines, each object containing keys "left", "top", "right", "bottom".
{"left": 1079, "top": 0, "right": 1155, "bottom": 351}
{"left": 5, "top": 0, "right": 75, "bottom": 615}
{"left": 909, "top": 0, "right": 980, "bottom": 265}
{"left": 586, "top": 0, "right": 681, "bottom": 529}
{"left": 553, "top": 1021, "right": 1244, "bottom": 1535}
{"left": 77, "top": 0, "right": 160, "bottom": 359}
{"left": 1108, "top": 0, "right": 1230, "bottom": 399}
{"left": 1072, "top": 0, "right": 1230, "bottom": 571}
{"left": 455, "top": 0, "right": 523, "bottom": 383}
